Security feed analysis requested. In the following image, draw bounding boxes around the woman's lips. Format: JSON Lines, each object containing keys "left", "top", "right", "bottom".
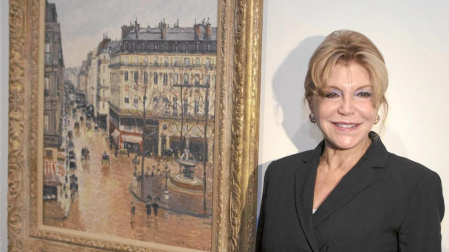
{"left": 332, "top": 122, "right": 359, "bottom": 131}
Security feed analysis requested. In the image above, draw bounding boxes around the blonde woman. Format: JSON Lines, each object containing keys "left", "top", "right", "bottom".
{"left": 256, "top": 30, "right": 444, "bottom": 252}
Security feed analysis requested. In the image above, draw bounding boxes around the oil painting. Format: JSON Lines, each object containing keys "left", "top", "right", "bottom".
{"left": 8, "top": 0, "right": 263, "bottom": 250}
{"left": 42, "top": 0, "right": 216, "bottom": 250}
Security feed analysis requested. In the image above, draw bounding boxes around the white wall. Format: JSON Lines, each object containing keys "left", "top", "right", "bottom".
{"left": 0, "top": 0, "right": 10, "bottom": 251}
{"left": 258, "top": 0, "right": 449, "bottom": 251}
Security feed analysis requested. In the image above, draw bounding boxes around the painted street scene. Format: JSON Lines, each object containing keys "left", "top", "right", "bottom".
{"left": 41, "top": 1, "right": 217, "bottom": 250}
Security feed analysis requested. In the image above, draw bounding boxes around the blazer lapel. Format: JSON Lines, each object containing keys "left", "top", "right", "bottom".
{"left": 312, "top": 134, "right": 388, "bottom": 228}
{"left": 294, "top": 143, "right": 323, "bottom": 252}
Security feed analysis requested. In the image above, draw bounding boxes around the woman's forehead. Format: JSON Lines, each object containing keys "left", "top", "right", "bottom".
{"left": 326, "top": 62, "right": 372, "bottom": 87}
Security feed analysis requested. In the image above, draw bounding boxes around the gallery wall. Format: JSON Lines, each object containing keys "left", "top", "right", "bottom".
{"left": 1, "top": 0, "right": 9, "bottom": 251}
{"left": 258, "top": 0, "right": 449, "bottom": 250}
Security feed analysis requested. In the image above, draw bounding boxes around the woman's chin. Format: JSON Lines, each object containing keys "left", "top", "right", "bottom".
{"left": 325, "top": 136, "right": 369, "bottom": 151}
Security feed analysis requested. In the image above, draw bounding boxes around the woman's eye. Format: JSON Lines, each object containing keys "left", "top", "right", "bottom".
{"left": 357, "top": 91, "right": 372, "bottom": 98}
{"left": 325, "top": 92, "right": 339, "bottom": 98}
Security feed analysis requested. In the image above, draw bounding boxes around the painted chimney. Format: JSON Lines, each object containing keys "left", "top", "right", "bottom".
{"left": 160, "top": 19, "right": 167, "bottom": 40}
{"left": 121, "top": 25, "right": 134, "bottom": 39}
{"left": 100, "top": 37, "right": 111, "bottom": 49}
{"left": 194, "top": 23, "right": 201, "bottom": 40}
{"left": 135, "top": 18, "right": 140, "bottom": 39}
{"left": 205, "top": 18, "right": 211, "bottom": 40}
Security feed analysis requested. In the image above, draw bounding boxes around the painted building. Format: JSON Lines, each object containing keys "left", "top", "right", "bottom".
{"left": 44, "top": 0, "right": 65, "bottom": 148}
{"left": 43, "top": 0, "right": 71, "bottom": 220}
{"left": 86, "top": 47, "right": 99, "bottom": 108}
{"left": 78, "top": 60, "right": 87, "bottom": 98}
{"left": 96, "top": 37, "right": 115, "bottom": 130}
{"left": 108, "top": 18, "right": 217, "bottom": 161}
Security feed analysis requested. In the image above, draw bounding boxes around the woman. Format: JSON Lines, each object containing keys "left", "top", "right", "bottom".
{"left": 256, "top": 30, "right": 444, "bottom": 252}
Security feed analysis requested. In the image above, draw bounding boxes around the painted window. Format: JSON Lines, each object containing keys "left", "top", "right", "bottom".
{"left": 45, "top": 42, "right": 51, "bottom": 65}
{"left": 172, "top": 97, "right": 178, "bottom": 115}
{"left": 163, "top": 73, "right": 168, "bottom": 85}
{"left": 144, "top": 72, "right": 148, "bottom": 84}
{"left": 163, "top": 97, "right": 169, "bottom": 114}
{"left": 154, "top": 72, "right": 158, "bottom": 84}
{"left": 194, "top": 74, "right": 200, "bottom": 85}
{"left": 44, "top": 77, "right": 50, "bottom": 96}
{"left": 194, "top": 100, "right": 199, "bottom": 115}
{"left": 153, "top": 97, "right": 158, "bottom": 111}
{"left": 183, "top": 99, "right": 188, "bottom": 115}
{"left": 44, "top": 115, "right": 49, "bottom": 133}
{"left": 173, "top": 74, "right": 178, "bottom": 85}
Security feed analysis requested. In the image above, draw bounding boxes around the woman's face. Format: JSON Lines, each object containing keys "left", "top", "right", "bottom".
{"left": 309, "top": 61, "right": 379, "bottom": 151}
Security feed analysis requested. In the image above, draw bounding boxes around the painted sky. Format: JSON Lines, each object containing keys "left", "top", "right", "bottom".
{"left": 51, "top": 0, "right": 218, "bottom": 68}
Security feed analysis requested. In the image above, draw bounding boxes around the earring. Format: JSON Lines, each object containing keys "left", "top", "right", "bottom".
{"left": 309, "top": 113, "right": 316, "bottom": 123}
{"left": 374, "top": 115, "right": 380, "bottom": 124}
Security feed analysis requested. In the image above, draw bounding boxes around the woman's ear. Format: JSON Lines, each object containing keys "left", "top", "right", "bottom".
{"left": 306, "top": 96, "right": 314, "bottom": 112}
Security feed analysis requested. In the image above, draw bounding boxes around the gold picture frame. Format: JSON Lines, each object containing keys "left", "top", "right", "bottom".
{"left": 8, "top": 0, "right": 263, "bottom": 251}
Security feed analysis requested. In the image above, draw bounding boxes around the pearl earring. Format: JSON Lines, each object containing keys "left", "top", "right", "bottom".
{"left": 309, "top": 114, "right": 316, "bottom": 123}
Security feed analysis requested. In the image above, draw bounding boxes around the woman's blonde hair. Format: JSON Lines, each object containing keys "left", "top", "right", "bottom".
{"left": 305, "top": 30, "right": 388, "bottom": 117}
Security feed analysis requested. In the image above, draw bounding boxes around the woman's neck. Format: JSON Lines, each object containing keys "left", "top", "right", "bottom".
{"left": 320, "top": 137, "right": 371, "bottom": 172}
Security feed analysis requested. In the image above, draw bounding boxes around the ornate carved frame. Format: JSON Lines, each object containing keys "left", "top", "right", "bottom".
{"left": 8, "top": 0, "right": 263, "bottom": 251}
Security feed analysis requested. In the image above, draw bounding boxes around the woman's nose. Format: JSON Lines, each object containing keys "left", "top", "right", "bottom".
{"left": 338, "top": 96, "right": 356, "bottom": 115}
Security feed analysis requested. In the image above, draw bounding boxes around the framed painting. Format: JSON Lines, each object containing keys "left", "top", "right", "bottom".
{"left": 7, "top": 0, "right": 263, "bottom": 251}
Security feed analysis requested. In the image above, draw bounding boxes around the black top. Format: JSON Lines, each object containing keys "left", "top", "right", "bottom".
{"left": 256, "top": 133, "right": 444, "bottom": 252}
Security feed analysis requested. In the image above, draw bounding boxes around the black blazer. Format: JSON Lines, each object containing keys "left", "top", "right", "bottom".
{"left": 256, "top": 135, "right": 444, "bottom": 252}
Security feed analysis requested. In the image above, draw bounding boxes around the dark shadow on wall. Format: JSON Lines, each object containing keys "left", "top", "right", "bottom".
{"left": 272, "top": 36, "right": 325, "bottom": 151}
{"left": 257, "top": 35, "right": 326, "bottom": 220}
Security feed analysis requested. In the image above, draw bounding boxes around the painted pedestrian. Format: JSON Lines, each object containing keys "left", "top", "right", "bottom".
{"left": 146, "top": 200, "right": 152, "bottom": 219}
{"left": 130, "top": 202, "right": 135, "bottom": 223}
{"left": 152, "top": 200, "right": 159, "bottom": 218}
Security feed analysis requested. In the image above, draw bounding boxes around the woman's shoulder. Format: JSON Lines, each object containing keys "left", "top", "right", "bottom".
{"left": 384, "top": 152, "right": 444, "bottom": 223}
{"left": 265, "top": 150, "right": 314, "bottom": 177}
{"left": 385, "top": 152, "right": 441, "bottom": 184}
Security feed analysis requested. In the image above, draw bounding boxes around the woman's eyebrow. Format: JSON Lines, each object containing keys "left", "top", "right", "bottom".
{"left": 356, "top": 85, "right": 374, "bottom": 90}
{"left": 322, "top": 85, "right": 340, "bottom": 90}
{"left": 324, "top": 84, "right": 372, "bottom": 90}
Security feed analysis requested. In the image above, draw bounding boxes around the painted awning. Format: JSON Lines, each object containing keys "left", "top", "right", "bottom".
{"left": 122, "top": 134, "right": 142, "bottom": 144}
{"left": 44, "top": 162, "right": 63, "bottom": 186}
